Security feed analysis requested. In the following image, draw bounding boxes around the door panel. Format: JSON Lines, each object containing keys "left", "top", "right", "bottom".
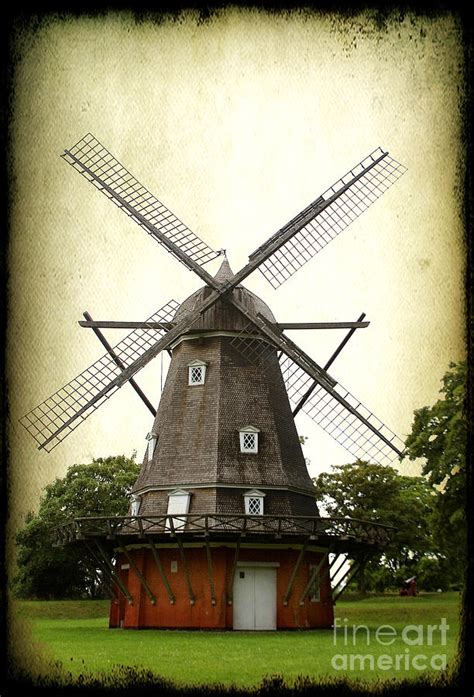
{"left": 233, "top": 566, "right": 276, "bottom": 630}
{"left": 254, "top": 568, "right": 277, "bottom": 630}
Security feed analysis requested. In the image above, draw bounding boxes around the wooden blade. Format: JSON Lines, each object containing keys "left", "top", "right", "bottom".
{"left": 277, "top": 321, "right": 369, "bottom": 330}
{"left": 62, "top": 133, "right": 222, "bottom": 274}
{"left": 19, "top": 300, "right": 179, "bottom": 452}
{"left": 280, "top": 354, "right": 405, "bottom": 465}
{"left": 227, "top": 300, "right": 404, "bottom": 465}
{"left": 79, "top": 320, "right": 175, "bottom": 330}
{"left": 249, "top": 148, "right": 407, "bottom": 288}
{"left": 20, "top": 271, "right": 235, "bottom": 451}
{"left": 78, "top": 320, "right": 368, "bottom": 331}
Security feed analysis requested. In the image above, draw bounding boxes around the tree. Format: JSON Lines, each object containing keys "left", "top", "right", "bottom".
{"left": 314, "top": 462, "right": 437, "bottom": 592}
{"left": 403, "top": 361, "right": 467, "bottom": 580}
{"left": 13, "top": 455, "right": 139, "bottom": 599}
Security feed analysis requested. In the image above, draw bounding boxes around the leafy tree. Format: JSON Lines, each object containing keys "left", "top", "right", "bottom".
{"left": 13, "top": 455, "right": 139, "bottom": 599}
{"left": 403, "top": 361, "right": 467, "bottom": 580}
{"left": 314, "top": 462, "right": 437, "bottom": 592}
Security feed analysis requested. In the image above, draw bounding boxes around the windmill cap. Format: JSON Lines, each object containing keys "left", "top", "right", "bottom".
{"left": 173, "top": 259, "right": 276, "bottom": 328}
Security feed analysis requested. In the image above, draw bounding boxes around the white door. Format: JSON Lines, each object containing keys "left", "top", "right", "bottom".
{"left": 233, "top": 566, "right": 277, "bottom": 630}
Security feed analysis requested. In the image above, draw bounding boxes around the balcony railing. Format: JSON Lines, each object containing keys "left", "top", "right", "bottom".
{"left": 55, "top": 513, "right": 395, "bottom": 548}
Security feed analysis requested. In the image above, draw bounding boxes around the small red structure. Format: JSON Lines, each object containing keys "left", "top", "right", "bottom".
{"left": 400, "top": 576, "right": 417, "bottom": 597}
{"left": 109, "top": 546, "right": 334, "bottom": 630}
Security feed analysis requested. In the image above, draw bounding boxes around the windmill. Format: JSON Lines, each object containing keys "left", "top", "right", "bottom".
{"left": 20, "top": 134, "right": 406, "bottom": 630}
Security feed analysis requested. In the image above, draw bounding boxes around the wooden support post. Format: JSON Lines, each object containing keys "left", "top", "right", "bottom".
{"left": 275, "top": 517, "right": 282, "bottom": 539}
{"left": 277, "top": 321, "right": 370, "bottom": 330}
{"left": 204, "top": 540, "right": 216, "bottom": 606}
{"left": 283, "top": 542, "right": 308, "bottom": 606}
{"left": 333, "top": 554, "right": 371, "bottom": 601}
{"left": 226, "top": 538, "right": 241, "bottom": 605}
{"left": 85, "top": 541, "right": 119, "bottom": 594}
{"left": 148, "top": 539, "right": 175, "bottom": 604}
{"left": 137, "top": 517, "right": 144, "bottom": 538}
{"left": 118, "top": 546, "right": 156, "bottom": 605}
{"left": 333, "top": 564, "right": 361, "bottom": 601}
{"left": 83, "top": 555, "right": 115, "bottom": 599}
{"left": 292, "top": 313, "right": 367, "bottom": 417}
{"left": 176, "top": 537, "right": 195, "bottom": 605}
{"left": 298, "top": 551, "right": 329, "bottom": 606}
{"left": 90, "top": 540, "right": 133, "bottom": 604}
{"left": 79, "top": 320, "right": 175, "bottom": 330}
{"left": 321, "top": 555, "right": 337, "bottom": 602}
{"left": 82, "top": 311, "right": 156, "bottom": 416}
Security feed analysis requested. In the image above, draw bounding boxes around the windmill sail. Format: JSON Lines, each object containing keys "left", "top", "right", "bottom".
{"left": 280, "top": 355, "right": 405, "bottom": 465}
{"left": 229, "top": 320, "right": 404, "bottom": 466}
{"left": 253, "top": 148, "right": 406, "bottom": 288}
{"left": 62, "top": 133, "right": 221, "bottom": 268}
{"left": 19, "top": 300, "right": 179, "bottom": 452}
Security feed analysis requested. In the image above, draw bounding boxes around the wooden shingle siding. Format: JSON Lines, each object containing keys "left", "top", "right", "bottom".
{"left": 133, "top": 280, "right": 318, "bottom": 518}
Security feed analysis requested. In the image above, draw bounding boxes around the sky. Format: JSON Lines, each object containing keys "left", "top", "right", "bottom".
{"left": 8, "top": 10, "right": 466, "bottom": 536}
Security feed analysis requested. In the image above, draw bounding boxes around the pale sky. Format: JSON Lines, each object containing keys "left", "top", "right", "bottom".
{"left": 8, "top": 10, "right": 465, "bottom": 537}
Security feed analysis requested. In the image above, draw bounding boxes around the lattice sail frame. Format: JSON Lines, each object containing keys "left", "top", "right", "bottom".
{"left": 280, "top": 356, "right": 405, "bottom": 466}
{"left": 257, "top": 148, "right": 407, "bottom": 288}
{"left": 19, "top": 300, "right": 179, "bottom": 452}
{"left": 229, "top": 328, "right": 403, "bottom": 466}
{"left": 20, "top": 139, "right": 408, "bottom": 457}
{"left": 62, "top": 134, "right": 221, "bottom": 267}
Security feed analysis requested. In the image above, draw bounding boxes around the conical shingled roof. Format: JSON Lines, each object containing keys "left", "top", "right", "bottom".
{"left": 213, "top": 257, "right": 234, "bottom": 284}
{"left": 174, "top": 257, "right": 276, "bottom": 333}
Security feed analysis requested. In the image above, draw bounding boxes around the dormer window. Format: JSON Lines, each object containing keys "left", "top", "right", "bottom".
{"left": 130, "top": 495, "right": 141, "bottom": 517}
{"left": 239, "top": 425, "right": 260, "bottom": 453}
{"left": 166, "top": 489, "right": 191, "bottom": 532}
{"left": 188, "top": 360, "right": 207, "bottom": 386}
{"left": 244, "top": 489, "right": 265, "bottom": 515}
{"left": 146, "top": 431, "right": 158, "bottom": 461}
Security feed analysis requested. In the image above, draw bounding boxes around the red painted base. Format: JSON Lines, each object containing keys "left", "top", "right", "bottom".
{"left": 109, "top": 545, "right": 334, "bottom": 629}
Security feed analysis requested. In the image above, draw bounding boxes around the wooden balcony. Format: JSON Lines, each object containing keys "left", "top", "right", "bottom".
{"left": 55, "top": 513, "right": 395, "bottom": 552}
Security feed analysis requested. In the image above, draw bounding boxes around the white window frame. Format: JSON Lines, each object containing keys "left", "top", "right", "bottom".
{"left": 188, "top": 360, "right": 207, "bottom": 386}
{"left": 243, "top": 489, "right": 265, "bottom": 516}
{"left": 166, "top": 489, "right": 191, "bottom": 532}
{"left": 130, "top": 495, "right": 141, "bottom": 517}
{"left": 239, "top": 425, "right": 260, "bottom": 454}
{"left": 146, "top": 431, "right": 158, "bottom": 461}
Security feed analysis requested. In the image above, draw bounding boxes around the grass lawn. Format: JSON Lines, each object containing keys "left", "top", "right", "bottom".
{"left": 12, "top": 593, "right": 461, "bottom": 688}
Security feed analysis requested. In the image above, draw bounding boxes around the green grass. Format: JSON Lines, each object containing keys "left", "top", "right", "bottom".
{"left": 12, "top": 593, "right": 462, "bottom": 688}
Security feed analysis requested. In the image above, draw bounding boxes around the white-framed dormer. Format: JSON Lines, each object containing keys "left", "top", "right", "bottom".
{"left": 166, "top": 488, "right": 191, "bottom": 532}
{"left": 187, "top": 359, "right": 208, "bottom": 386}
{"left": 146, "top": 431, "right": 158, "bottom": 461}
{"left": 239, "top": 425, "right": 260, "bottom": 454}
{"left": 130, "top": 494, "right": 141, "bottom": 517}
{"left": 243, "top": 489, "right": 266, "bottom": 516}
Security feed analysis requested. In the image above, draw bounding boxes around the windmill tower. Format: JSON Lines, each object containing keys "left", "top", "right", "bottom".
{"left": 21, "top": 134, "right": 407, "bottom": 630}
